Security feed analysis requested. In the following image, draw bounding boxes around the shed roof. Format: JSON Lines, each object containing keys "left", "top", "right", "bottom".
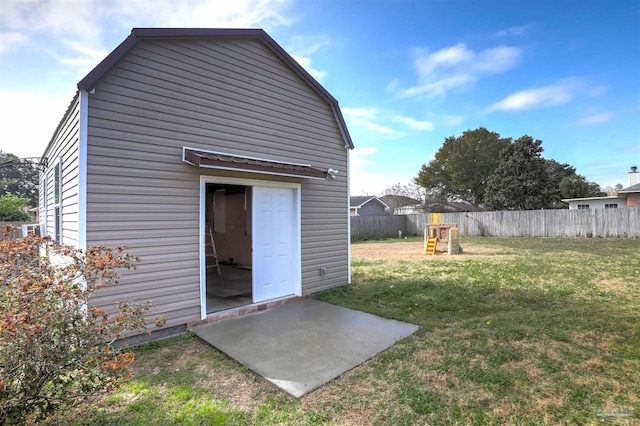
{"left": 77, "top": 28, "right": 353, "bottom": 149}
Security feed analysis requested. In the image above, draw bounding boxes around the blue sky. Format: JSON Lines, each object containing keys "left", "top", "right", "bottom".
{"left": 1, "top": 0, "right": 639, "bottom": 195}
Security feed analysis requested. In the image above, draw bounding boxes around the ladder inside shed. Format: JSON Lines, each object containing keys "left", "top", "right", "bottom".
{"left": 206, "top": 215, "right": 222, "bottom": 276}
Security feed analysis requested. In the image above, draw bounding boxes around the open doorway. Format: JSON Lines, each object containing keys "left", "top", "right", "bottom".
{"left": 205, "top": 183, "right": 252, "bottom": 313}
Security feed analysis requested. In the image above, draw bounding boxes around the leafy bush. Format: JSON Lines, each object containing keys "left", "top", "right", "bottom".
{"left": 0, "top": 225, "right": 165, "bottom": 423}
{"left": 0, "top": 195, "right": 31, "bottom": 221}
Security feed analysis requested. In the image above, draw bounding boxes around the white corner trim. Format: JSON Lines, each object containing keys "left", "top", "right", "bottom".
{"left": 297, "top": 199, "right": 303, "bottom": 296}
{"left": 199, "top": 177, "right": 207, "bottom": 320}
{"left": 182, "top": 146, "right": 196, "bottom": 166}
{"left": 78, "top": 91, "right": 88, "bottom": 250}
{"left": 347, "top": 149, "right": 351, "bottom": 284}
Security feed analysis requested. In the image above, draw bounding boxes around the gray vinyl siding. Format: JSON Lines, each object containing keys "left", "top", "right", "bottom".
{"left": 40, "top": 95, "right": 81, "bottom": 247}
{"left": 85, "top": 38, "right": 349, "bottom": 328}
{"left": 357, "top": 201, "right": 387, "bottom": 216}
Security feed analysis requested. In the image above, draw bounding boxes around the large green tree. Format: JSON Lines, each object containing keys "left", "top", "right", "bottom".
{"left": 484, "top": 136, "right": 555, "bottom": 210}
{"left": 544, "top": 159, "right": 576, "bottom": 208}
{"left": 415, "top": 127, "right": 510, "bottom": 208}
{"left": 0, "top": 151, "right": 39, "bottom": 207}
{"left": 559, "top": 174, "right": 605, "bottom": 199}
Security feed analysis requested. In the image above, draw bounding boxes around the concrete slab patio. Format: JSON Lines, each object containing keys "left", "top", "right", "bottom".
{"left": 191, "top": 298, "right": 419, "bottom": 397}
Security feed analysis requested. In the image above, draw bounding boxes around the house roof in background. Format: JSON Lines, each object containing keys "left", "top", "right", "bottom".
{"left": 421, "top": 198, "right": 475, "bottom": 212}
{"left": 77, "top": 28, "right": 353, "bottom": 149}
{"left": 618, "top": 183, "right": 640, "bottom": 193}
{"left": 349, "top": 196, "right": 390, "bottom": 209}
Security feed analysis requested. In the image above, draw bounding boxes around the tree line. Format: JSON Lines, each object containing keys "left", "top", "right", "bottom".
{"left": 0, "top": 151, "right": 40, "bottom": 221}
{"left": 412, "top": 127, "right": 607, "bottom": 211}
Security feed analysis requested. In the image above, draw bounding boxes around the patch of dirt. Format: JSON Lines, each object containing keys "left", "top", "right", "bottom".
{"left": 414, "top": 348, "right": 443, "bottom": 365}
{"left": 594, "top": 278, "right": 633, "bottom": 295}
{"left": 151, "top": 339, "right": 281, "bottom": 410}
{"left": 195, "top": 363, "right": 278, "bottom": 409}
{"left": 352, "top": 241, "right": 506, "bottom": 262}
{"left": 569, "top": 330, "right": 623, "bottom": 352}
{"left": 300, "top": 363, "right": 409, "bottom": 425}
{"left": 501, "top": 359, "right": 544, "bottom": 384}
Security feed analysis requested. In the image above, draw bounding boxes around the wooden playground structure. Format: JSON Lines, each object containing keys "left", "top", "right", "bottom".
{"left": 424, "top": 215, "right": 460, "bottom": 255}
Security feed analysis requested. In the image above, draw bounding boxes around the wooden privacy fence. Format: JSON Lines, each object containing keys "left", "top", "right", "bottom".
{"left": 350, "top": 215, "right": 407, "bottom": 241}
{"left": 436, "top": 209, "right": 640, "bottom": 238}
{"left": 352, "top": 209, "right": 640, "bottom": 241}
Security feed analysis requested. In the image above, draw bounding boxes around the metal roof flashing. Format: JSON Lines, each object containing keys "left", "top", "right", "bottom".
{"left": 183, "top": 148, "right": 329, "bottom": 180}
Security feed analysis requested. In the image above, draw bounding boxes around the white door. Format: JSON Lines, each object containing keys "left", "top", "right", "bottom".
{"left": 252, "top": 187, "right": 297, "bottom": 302}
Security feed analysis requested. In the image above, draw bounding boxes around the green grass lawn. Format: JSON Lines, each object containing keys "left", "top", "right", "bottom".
{"left": 44, "top": 237, "right": 639, "bottom": 425}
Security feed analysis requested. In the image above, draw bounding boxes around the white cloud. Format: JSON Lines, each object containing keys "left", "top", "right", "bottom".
{"left": 576, "top": 112, "right": 614, "bottom": 125}
{"left": 438, "top": 114, "right": 464, "bottom": 126}
{"left": 358, "top": 120, "right": 397, "bottom": 135}
{"left": 397, "top": 43, "right": 521, "bottom": 97}
{"left": 414, "top": 44, "right": 473, "bottom": 76}
{"left": 286, "top": 34, "right": 331, "bottom": 57}
{"left": 59, "top": 42, "right": 110, "bottom": 67}
{"left": 0, "top": 31, "right": 28, "bottom": 53}
{"left": 386, "top": 78, "right": 400, "bottom": 93}
{"left": 291, "top": 55, "right": 326, "bottom": 81}
{"left": 0, "top": 90, "right": 76, "bottom": 158}
{"left": 349, "top": 147, "right": 414, "bottom": 196}
{"left": 1, "top": 0, "right": 293, "bottom": 67}
{"left": 496, "top": 24, "right": 533, "bottom": 37}
{"left": 486, "top": 80, "right": 580, "bottom": 112}
{"left": 350, "top": 169, "right": 415, "bottom": 197}
{"left": 343, "top": 109, "right": 439, "bottom": 135}
{"left": 400, "top": 74, "right": 473, "bottom": 98}
{"left": 342, "top": 107, "right": 378, "bottom": 119}
{"left": 287, "top": 35, "right": 331, "bottom": 81}
{"left": 393, "top": 116, "right": 435, "bottom": 131}
{"left": 1, "top": 0, "right": 105, "bottom": 54}
{"left": 342, "top": 107, "right": 398, "bottom": 135}
{"left": 473, "top": 46, "right": 522, "bottom": 74}
{"left": 114, "top": 0, "right": 293, "bottom": 29}
{"left": 349, "top": 146, "right": 378, "bottom": 168}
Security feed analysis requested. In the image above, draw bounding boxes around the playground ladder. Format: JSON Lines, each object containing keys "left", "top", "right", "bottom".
{"left": 425, "top": 237, "right": 438, "bottom": 255}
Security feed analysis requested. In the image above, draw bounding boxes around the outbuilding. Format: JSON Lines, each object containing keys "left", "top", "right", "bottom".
{"left": 39, "top": 28, "right": 353, "bottom": 336}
